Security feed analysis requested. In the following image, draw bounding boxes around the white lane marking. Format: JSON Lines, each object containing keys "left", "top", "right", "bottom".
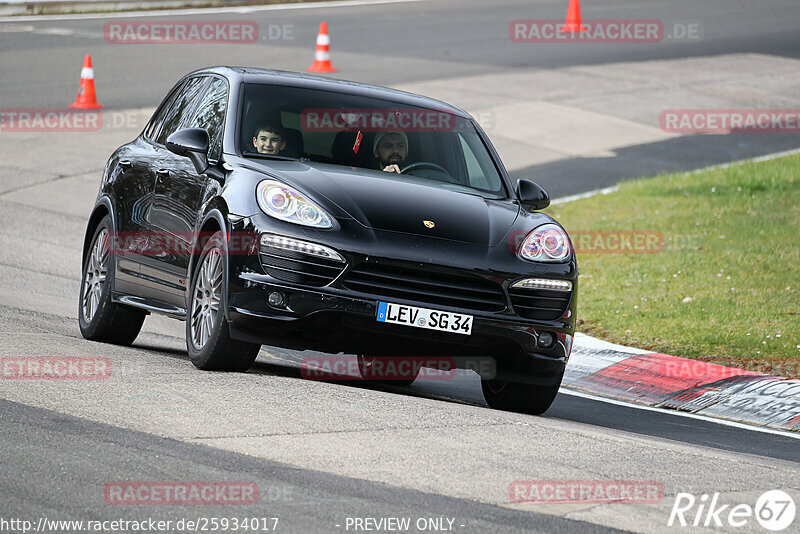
{"left": 0, "top": 24, "right": 34, "bottom": 32}
{"left": 35, "top": 27, "right": 75, "bottom": 35}
{"left": 573, "top": 331, "right": 650, "bottom": 355}
{"left": 0, "top": 0, "right": 427, "bottom": 22}
{"left": 686, "top": 146, "right": 800, "bottom": 174}
{"left": 551, "top": 186, "right": 618, "bottom": 205}
{"left": 560, "top": 388, "right": 800, "bottom": 440}
{"left": 550, "top": 147, "right": 800, "bottom": 205}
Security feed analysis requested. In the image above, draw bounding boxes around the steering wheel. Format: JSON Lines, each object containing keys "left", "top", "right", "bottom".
{"left": 400, "top": 162, "right": 457, "bottom": 183}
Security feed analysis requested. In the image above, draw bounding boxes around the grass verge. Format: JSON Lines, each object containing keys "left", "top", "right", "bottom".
{"left": 545, "top": 153, "right": 800, "bottom": 377}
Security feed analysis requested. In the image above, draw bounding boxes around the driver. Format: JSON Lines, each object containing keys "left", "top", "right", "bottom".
{"left": 373, "top": 131, "right": 408, "bottom": 173}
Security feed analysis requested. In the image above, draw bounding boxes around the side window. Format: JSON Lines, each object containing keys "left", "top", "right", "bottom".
{"left": 155, "top": 76, "right": 207, "bottom": 146}
{"left": 145, "top": 81, "right": 186, "bottom": 141}
{"left": 458, "top": 133, "right": 490, "bottom": 190}
{"left": 184, "top": 78, "right": 228, "bottom": 161}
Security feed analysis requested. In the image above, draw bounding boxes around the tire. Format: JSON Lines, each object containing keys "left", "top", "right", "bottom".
{"left": 357, "top": 355, "right": 419, "bottom": 386}
{"left": 186, "top": 231, "right": 260, "bottom": 371}
{"left": 481, "top": 377, "right": 561, "bottom": 415}
{"left": 78, "top": 214, "right": 146, "bottom": 345}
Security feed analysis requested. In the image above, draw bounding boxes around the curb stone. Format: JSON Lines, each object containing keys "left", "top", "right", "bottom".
{"left": 565, "top": 333, "right": 800, "bottom": 432}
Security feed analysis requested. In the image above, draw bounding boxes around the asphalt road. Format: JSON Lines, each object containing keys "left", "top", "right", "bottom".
{"left": 1, "top": 399, "right": 619, "bottom": 534}
{"left": 1, "top": 1, "right": 799, "bottom": 533}
{"left": 2, "top": 0, "right": 800, "bottom": 109}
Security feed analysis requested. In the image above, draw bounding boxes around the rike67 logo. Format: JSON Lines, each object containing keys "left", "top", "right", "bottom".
{"left": 668, "top": 490, "right": 796, "bottom": 531}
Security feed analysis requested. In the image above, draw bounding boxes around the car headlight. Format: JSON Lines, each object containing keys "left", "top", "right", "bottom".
{"left": 256, "top": 180, "right": 333, "bottom": 229}
{"left": 518, "top": 223, "right": 571, "bottom": 262}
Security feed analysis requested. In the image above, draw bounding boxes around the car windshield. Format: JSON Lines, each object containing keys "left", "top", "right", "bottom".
{"left": 239, "top": 83, "right": 507, "bottom": 199}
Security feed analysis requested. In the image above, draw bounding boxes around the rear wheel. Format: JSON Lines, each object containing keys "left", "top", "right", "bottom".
{"left": 481, "top": 377, "right": 561, "bottom": 415}
{"left": 186, "top": 231, "right": 260, "bottom": 371}
{"left": 357, "top": 355, "right": 419, "bottom": 386}
{"left": 78, "top": 215, "right": 146, "bottom": 345}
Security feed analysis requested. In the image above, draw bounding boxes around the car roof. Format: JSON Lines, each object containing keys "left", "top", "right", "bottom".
{"left": 187, "top": 66, "right": 470, "bottom": 118}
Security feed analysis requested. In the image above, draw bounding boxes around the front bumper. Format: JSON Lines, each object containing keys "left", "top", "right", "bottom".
{"left": 225, "top": 216, "right": 578, "bottom": 383}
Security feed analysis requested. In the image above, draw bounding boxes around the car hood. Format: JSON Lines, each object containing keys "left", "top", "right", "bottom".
{"left": 256, "top": 161, "right": 520, "bottom": 246}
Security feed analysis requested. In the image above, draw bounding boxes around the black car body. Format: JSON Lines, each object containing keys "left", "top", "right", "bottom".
{"left": 79, "top": 67, "right": 578, "bottom": 414}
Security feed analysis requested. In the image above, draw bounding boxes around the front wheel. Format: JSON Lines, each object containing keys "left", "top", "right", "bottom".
{"left": 186, "top": 232, "right": 260, "bottom": 371}
{"left": 481, "top": 378, "right": 561, "bottom": 415}
{"left": 78, "top": 214, "right": 146, "bottom": 345}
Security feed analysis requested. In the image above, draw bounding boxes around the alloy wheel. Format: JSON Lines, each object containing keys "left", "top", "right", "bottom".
{"left": 190, "top": 247, "right": 222, "bottom": 349}
{"left": 82, "top": 228, "right": 109, "bottom": 322}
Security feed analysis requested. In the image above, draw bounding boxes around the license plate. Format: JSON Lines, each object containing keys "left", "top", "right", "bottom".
{"left": 376, "top": 302, "right": 473, "bottom": 336}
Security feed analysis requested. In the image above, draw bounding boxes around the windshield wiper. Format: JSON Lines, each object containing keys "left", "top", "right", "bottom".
{"left": 243, "top": 152, "right": 298, "bottom": 161}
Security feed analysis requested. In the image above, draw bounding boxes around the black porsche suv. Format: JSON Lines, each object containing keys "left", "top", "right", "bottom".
{"left": 79, "top": 67, "right": 578, "bottom": 414}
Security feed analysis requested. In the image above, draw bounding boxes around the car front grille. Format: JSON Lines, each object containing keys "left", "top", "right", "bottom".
{"left": 259, "top": 244, "right": 345, "bottom": 286}
{"left": 342, "top": 263, "right": 506, "bottom": 312}
{"left": 509, "top": 287, "right": 571, "bottom": 321}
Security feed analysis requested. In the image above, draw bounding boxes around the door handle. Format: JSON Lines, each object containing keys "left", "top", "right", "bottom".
{"left": 156, "top": 169, "right": 170, "bottom": 182}
{"left": 118, "top": 159, "right": 133, "bottom": 170}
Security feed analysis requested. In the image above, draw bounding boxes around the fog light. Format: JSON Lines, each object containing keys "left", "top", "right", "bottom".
{"left": 268, "top": 291, "right": 285, "bottom": 308}
{"left": 538, "top": 331, "right": 556, "bottom": 349}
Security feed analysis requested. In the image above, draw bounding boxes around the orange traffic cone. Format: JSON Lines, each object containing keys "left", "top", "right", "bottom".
{"left": 560, "top": 0, "right": 588, "bottom": 32}
{"left": 70, "top": 54, "right": 104, "bottom": 109}
{"left": 307, "top": 22, "right": 337, "bottom": 73}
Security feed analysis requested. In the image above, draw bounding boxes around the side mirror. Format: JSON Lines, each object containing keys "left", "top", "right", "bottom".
{"left": 517, "top": 179, "right": 550, "bottom": 210}
{"left": 166, "top": 128, "right": 210, "bottom": 174}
